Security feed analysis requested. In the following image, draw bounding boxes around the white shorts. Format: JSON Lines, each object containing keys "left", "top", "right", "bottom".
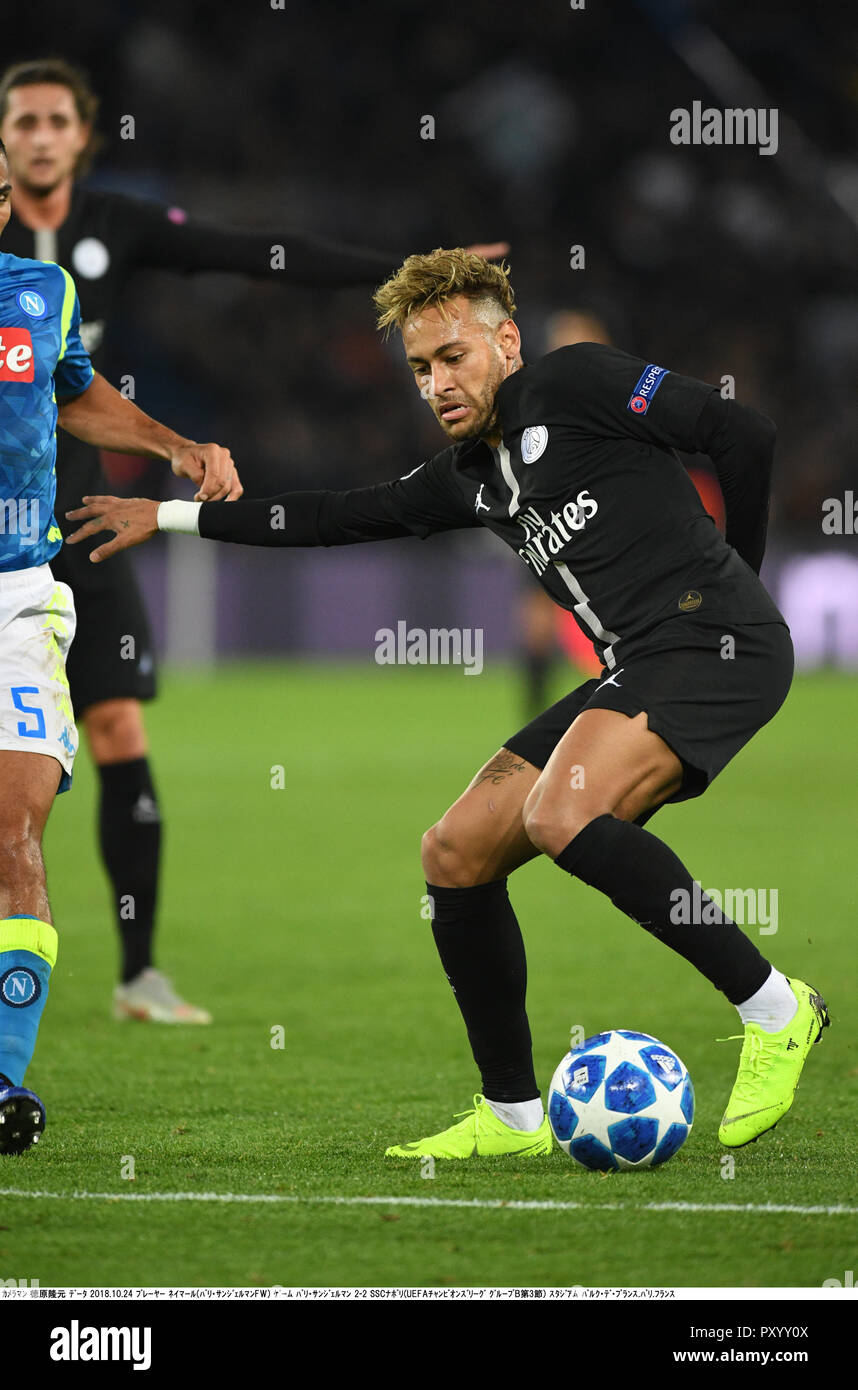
{"left": 0, "top": 563, "right": 77, "bottom": 793}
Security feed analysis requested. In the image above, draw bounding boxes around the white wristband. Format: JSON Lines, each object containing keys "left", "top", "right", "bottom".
{"left": 157, "top": 500, "right": 202, "bottom": 535}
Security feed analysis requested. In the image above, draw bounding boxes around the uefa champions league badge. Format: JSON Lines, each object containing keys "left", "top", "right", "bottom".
{"left": 627, "top": 363, "right": 669, "bottom": 414}
{"left": 17, "top": 289, "right": 46, "bottom": 318}
{"left": 0, "top": 966, "right": 41, "bottom": 1007}
{"left": 521, "top": 425, "right": 548, "bottom": 463}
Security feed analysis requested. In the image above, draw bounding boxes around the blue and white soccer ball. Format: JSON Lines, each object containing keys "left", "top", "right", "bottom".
{"left": 547, "top": 1030, "right": 694, "bottom": 1171}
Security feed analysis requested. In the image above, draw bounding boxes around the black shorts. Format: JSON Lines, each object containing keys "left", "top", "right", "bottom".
{"left": 53, "top": 444, "right": 157, "bottom": 718}
{"left": 51, "top": 540, "right": 157, "bottom": 717}
{"left": 504, "top": 618, "right": 794, "bottom": 808}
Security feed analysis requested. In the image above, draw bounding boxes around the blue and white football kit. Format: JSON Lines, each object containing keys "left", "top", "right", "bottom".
{"left": 0, "top": 251, "right": 93, "bottom": 788}
{"left": 0, "top": 252, "right": 94, "bottom": 1145}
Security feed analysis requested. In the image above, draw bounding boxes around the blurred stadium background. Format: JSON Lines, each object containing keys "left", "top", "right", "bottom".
{"left": 6, "top": 0, "right": 858, "bottom": 673}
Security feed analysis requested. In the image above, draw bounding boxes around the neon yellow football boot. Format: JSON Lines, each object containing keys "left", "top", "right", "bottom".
{"left": 718, "top": 978, "right": 830, "bottom": 1147}
{"left": 385, "top": 1094, "right": 553, "bottom": 1159}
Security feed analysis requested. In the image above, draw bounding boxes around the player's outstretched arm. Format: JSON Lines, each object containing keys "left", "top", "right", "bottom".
{"left": 66, "top": 456, "right": 481, "bottom": 563}
{"left": 129, "top": 197, "right": 509, "bottom": 286}
{"left": 57, "top": 372, "right": 243, "bottom": 502}
{"left": 65, "top": 488, "right": 417, "bottom": 564}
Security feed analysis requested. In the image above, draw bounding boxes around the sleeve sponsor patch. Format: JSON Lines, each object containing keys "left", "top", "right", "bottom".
{"left": 627, "top": 363, "right": 669, "bottom": 414}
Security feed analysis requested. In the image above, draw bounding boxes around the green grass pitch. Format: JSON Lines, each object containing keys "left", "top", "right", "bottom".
{"left": 2, "top": 661, "right": 855, "bottom": 1288}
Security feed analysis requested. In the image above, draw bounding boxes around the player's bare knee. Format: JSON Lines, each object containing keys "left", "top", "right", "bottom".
{"left": 524, "top": 807, "right": 586, "bottom": 857}
{"left": 83, "top": 699, "right": 146, "bottom": 762}
{"left": 421, "top": 820, "right": 482, "bottom": 888}
{"left": 85, "top": 703, "right": 133, "bottom": 738}
{"left": 523, "top": 786, "right": 608, "bottom": 857}
{"left": 421, "top": 821, "right": 464, "bottom": 884}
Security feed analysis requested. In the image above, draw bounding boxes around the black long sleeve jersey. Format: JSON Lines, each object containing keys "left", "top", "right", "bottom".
{"left": 2, "top": 187, "right": 399, "bottom": 521}
{"left": 199, "top": 343, "right": 785, "bottom": 671}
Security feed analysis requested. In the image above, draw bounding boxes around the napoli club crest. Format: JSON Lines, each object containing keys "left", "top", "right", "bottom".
{"left": 17, "top": 290, "right": 46, "bottom": 318}
{"left": 521, "top": 425, "right": 548, "bottom": 464}
{"left": 0, "top": 967, "right": 40, "bottom": 1007}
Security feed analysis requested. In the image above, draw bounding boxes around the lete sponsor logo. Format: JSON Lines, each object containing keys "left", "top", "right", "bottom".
{"left": 0, "top": 328, "right": 34, "bottom": 381}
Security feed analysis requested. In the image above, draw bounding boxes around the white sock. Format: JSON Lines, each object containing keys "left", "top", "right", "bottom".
{"left": 486, "top": 1097, "right": 544, "bottom": 1132}
{"left": 736, "top": 969, "right": 797, "bottom": 1033}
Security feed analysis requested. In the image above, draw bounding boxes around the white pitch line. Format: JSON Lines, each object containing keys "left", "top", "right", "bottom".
{"left": 0, "top": 1189, "right": 855, "bottom": 1217}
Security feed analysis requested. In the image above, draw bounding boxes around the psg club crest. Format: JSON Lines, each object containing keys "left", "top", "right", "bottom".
{"left": 71, "top": 237, "right": 110, "bottom": 280}
{"left": 520, "top": 425, "right": 548, "bottom": 464}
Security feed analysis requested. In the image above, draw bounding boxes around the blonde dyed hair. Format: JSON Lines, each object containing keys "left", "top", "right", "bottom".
{"left": 374, "top": 247, "right": 516, "bottom": 337}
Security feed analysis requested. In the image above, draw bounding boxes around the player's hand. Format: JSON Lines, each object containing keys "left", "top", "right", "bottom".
{"left": 464, "top": 241, "right": 510, "bottom": 261}
{"left": 65, "top": 496, "right": 160, "bottom": 563}
{"left": 170, "top": 441, "right": 243, "bottom": 501}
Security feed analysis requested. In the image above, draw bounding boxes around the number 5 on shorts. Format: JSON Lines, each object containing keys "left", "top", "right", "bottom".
{"left": 11, "top": 685, "right": 47, "bottom": 740}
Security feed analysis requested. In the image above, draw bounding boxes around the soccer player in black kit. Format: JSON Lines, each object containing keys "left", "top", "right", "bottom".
{"left": 0, "top": 59, "right": 505, "bottom": 1024}
{"left": 68, "top": 250, "right": 830, "bottom": 1155}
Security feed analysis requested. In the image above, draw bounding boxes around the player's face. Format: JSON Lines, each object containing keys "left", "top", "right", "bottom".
{"left": 0, "top": 84, "right": 89, "bottom": 194}
{"left": 403, "top": 296, "right": 521, "bottom": 444}
{"left": 0, "top": 157, "right": 11, "bottom": 236}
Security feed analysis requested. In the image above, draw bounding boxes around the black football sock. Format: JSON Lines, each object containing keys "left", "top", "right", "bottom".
{"left": 427, "top": 880, "right": 539, "bottom": 1102}
{"left": 554, "top": 815, "right": 772, "bottom": 1004}
{"left": 97, "top": 757, "right": 162, "bottom": 984}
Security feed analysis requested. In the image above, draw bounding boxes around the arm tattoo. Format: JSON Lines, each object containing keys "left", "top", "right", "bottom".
{"left": 473, "top": 749, "right": 527, "bottom": 787}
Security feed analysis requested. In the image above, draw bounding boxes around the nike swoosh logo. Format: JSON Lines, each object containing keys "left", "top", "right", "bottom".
{"left": 721, "top": 1105, "right": 781, "bottom": 1125}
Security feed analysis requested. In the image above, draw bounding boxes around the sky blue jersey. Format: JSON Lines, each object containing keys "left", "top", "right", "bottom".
{"left": 0, "top": 252, "right": 94, "bottom": 571}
